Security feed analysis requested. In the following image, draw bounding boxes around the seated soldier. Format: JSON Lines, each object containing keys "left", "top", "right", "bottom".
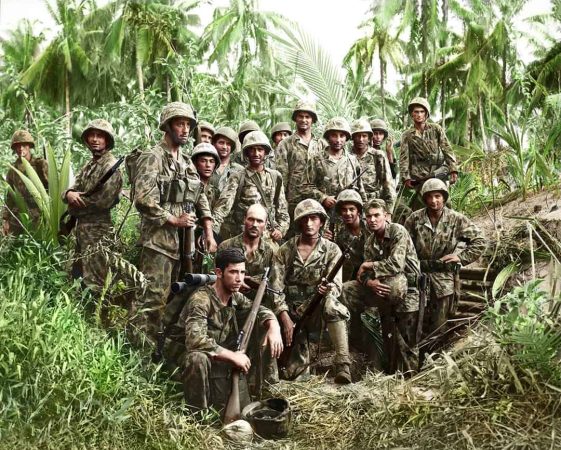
{"left": 182, "top": 248, "right": 283, "bottom": 413}
{"left": 342, "top": 199, "right": 421, "bottom": 374}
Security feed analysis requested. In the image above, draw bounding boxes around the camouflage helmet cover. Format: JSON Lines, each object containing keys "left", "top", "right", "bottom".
{"left": 336, "top": 189, "right": 364, "bottom": 212}
{"left": 198, "top": 120, "right": 215, "bottom": 134}
{"left": 238, "top": 120, "right": 260, "bottom": 143}
{"left": 421, "top": 178, "right": 449, "bottom": 201}
{"left": 365, "top": 198, "right": 388, "bottom": 212}
{"left": 370, "top": 118, "right": 389, "bottom": 138}
{"left": 159, "top": 102, "right": 197, "bottom": 132}
{"left": 294, "top": 198, "right": 328, "bottom": 223}
{"left": 291, "top": 100, "right": 318, "bottom": 123}
{"left": 408, "top": 97, "right": 431, "bottom": 116}
{"left": 350, "top": 118, "right": 373, "bottom": 136}
{"left": 323, "top": 117, "right": 352, "bottom": 140}
{"left": 11, "top": 130, "right": 35, "bottom": 150}
{"left": 242, "top": 398, "right": 291, "bottom": 440}
{"left": 213, "top": 126, "right": 238, "bottom": 146}
{"left": 242, "top": 130, "right": 272, "bottom": 155}
{"left": 270, "top": 122, "right": 292, "bottom": 139}
{"left": 191, "top": 142, "right": 220, "bottom": 167}
{"left": 81, "top": 119, "right": 116, "bottom": 150}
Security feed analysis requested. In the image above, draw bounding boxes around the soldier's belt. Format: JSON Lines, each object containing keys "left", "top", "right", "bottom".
{"left": 420, "top": 260, "right": 461, "bottom": 273}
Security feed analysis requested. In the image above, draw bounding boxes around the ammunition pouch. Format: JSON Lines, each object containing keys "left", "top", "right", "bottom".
{"left": 158, "top": 175, "right": 202, "bottom": 204}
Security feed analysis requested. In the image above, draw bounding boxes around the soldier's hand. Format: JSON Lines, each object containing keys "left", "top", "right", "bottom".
{"left": 322, "top": 196, "right": 337, "bottom": 209}
{"left": 205, "top": 234, "right": 217, "bottom": 253}
{"left": 404, "top": 179, "right": 415, "bottom": 189}
{"left": 356, "top": 261, "right": 374, "bottom": 281}
{"left": 279, "top": 311, "right": 295, "bottom": 347}
{"left": 449, "top": 172, "right": 458, "bottom": 184}
{"left": 231, "top": 351, "right": 251, "bottom": 374}
{"left": 263, "top": 320, "right": 284, "bottom": 359}
{"left": 270, "top": 229, "right": 283, "bottom": 242}
{"left": 170, "top": 212, "right": 196, "bottom": 228}
{"left": 367, "top": 279, "right": 391, "bottom": 297}
{"left": 66, "top": 191, "right": 86, "bottom": 208}
{"left": 318, "top": 279, "right": 334, "bottom": 295}
{"left": 323, "top": 228, "right": 334, "bottom": 241}
{"left": 239, "top": 281, "right": 252, "bottom": 294}
{"left": 440, "top": 254, "right": 460, "bottom": 264}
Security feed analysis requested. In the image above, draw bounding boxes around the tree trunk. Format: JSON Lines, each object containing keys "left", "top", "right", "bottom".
{"left": 502, "top": 43, "right": 509, "bottom": 121}
{"left": 136, "top": 58, "right": 145, "bottom": 100}
{"left": 380, "top": 53, "right": 386, "bottom": 119}
{"left": 478, "top": 96, "right": 488, "bottom": 151}
{"left": 440, "top": 79, "right": 446, "bottom": 130}
{"left": 65, "top": 69, "right": 71, "bottom": 136}
{"left": 166, "top": 74, "right": 171, "bottom": 102}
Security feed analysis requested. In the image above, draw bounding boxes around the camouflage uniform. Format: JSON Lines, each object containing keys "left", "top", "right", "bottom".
{"left": 341, "top": 221, "right": 421, "bottom": 373}
{"left": 334, "top": 220, "right": 370, "bottom": 282}
{"left": 353, "top": 147, "right": 396, "bottom": 213}
{"left": 210, "top": 160, "right": 244, "bottom": 193}
{"left": 404, "top": 206, "right": 485, "bottom": 334}
{"left": 179, "top": 285, "right": 276, "bottom": 412}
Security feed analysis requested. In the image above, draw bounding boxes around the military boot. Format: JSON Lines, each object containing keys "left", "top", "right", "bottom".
{"left": 327, "top": 321, "right": 352, "bottom": 384}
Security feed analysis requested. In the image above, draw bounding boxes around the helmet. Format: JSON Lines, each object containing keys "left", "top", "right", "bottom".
{"left": 365, "top": 198, "right": 388, "bottom": 212}
{"left": 350, "top": 118, "right": 373, "bottom": 136}
{"left": 213, "top": 126, "right": 238, "bottom": 146}
{"left": 11, "top": 130, "right": 35, "bottom": 150}
{"left": 221, "top": 419, "right": 254, "bottom": 444}
{"left": 81, "top": 119, "right": 116, "bottom": 150}
{"left": 323, "top": 117, "right": 351, "bottom": 140}
{"left": 364, "top": 274, "right": 407, "bottom": 307}
{"left": 238, "top": 120, "right": 260, "bottom": 144}
{"left": 242, "top": 130, "right": 272, "bottom": 155}
{"left": 242, "top": 398, "right": 291, "bottom": 439}
{"left": 159, "top": 102, "right": 197, "bottom": 132}
{"left": 294, "top": 198, "right": 328, "bottom": 223}
{"left": 408, "top": 97, "right": 430, "bottom": 116}
{"left": 335, "top": 189, "right": 363, "bottom": 212}
{"left": 191, "top": 143, "right": 220, "bottom": 167}
{"left": 270, "top": 122, "right": 292, "bottom": 139}
{"left": 370, "top": 119, "right": 389, "bottom": 138}
{"left": 291, "top": 100, "right": 318, "bottom": 123}
{"left": 198, "top": 120, "right": 215, "bottom": 135}
{"left": 421, "top": 178, "right": 448, "bottom": 202}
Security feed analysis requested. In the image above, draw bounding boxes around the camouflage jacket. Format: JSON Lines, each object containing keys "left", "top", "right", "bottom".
{"left": 182, "top": 285, "right": 275, "bottom": 356}
{"left": 64, "top": 151, "right": 123, "bottom": 223}
{"left": 3, "top": 156, "right": 48, "bottom": 223}
{"left": 334, "top": 220, "right": 371, "bottom": 281}
{"left": 134, "top": 139, "right": 213, "bottom": 260}
{"left": 202, "top": 179, "right": 220, "bottom": 210}
{"left": 352, "top": 147, "right": 396, "bottom": 213}
{"left": 399, "top": 122, "right": 458, "bottom": 182}
{"left": 275, "top": 133, "right": 327, "bottom": 206}
{"left": 210, "top": 160, "right": 244, "bottom": 193}
{"left": 218, "top": 233, "right": 278, "bottom": 279}
{"left": 269, "top": 236, "right": 343, "bottom": 316}
{"left": 304, "top": 148, "right": 367, "bottom": 205}
{"left": 212, "top": 167, "right": 289, "bottom": 236}
{"left": 404, "top": 207, "right": 485, "bottom": 297}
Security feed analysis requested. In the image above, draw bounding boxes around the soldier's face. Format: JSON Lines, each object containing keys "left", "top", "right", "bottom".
{"left": 424, "top": 192, "right": 445, "bottom": 212}
{"left": 244, "top": 210, "right": 267, "bottom": 238}
{"left": 169, "top": 117, "right": 191, "bottom": 146}
{"left": 199, "top": 129, "right": 213, "bottom": 143}
{"left": 13, "top": 143, "right": 32, "bottom": 161}
{"left": 352, "top": 132, "right": 370, "bottom": 151}
{"left": 295, "top": 112, "right": 313, "bottom": 131}
{"left": 340, "top": 203, "right": 360, "bottom": 225}
{"left": 372, "top": 130, "right": 386, "bottom": 147}
{"left": 217, "top": 262, "right": 246, "bottom": 293}
{"left": 214, "top": 137, "right": 232, "bottom": 159}
{"left": 411, "top": 107, "right": 427, "bottom": 124}
{"left": 327, "top": 131, "right": 347, "bottom": 151}
{"left": 299, "top": 214, "right": 323, "bottom": 237}
{"left": 365, "top": 207, "right": 386, "bottom": 233}
{"left": 273, "top": 131, "right": 290, "bottom": 145}
{"left": 246, "top": 146, "right": 266, "bottom": 168}
{"left": 85, "top": 130, "right": 108, "bottom": 158}
{"left": 194, "top": 155, "right": 216, "bottom": 180}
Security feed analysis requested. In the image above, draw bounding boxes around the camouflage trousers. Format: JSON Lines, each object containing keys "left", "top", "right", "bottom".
{"left": 75, "top": 219, "right": 113, "bottom": 291}
{"left": 183, "top": 351, "right": 251, "bottom": 413}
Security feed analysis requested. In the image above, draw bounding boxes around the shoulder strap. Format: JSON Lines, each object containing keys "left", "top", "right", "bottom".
{"left": 249, "top": 170, "right": 272, "bottom": 209}
{"left": 233, "top": 169, "right": 247, "bottom": 206}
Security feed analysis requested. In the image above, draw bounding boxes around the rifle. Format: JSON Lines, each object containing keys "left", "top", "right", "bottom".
{"left": 277, "top": 237, "right": 357, "bottom": 377}
{"left": 179, "top": 203, "right": 195, "bottom": 277}
{"left": 59, "top": 155, "right": 125, "bottom": 236}
{"left": 223, "top": 267, "right": 270, "bottom": 424}
{"left": 409, "top": 167, "right": 450, "bottom": 187}
{"left": 416, "top": 273, "right": 427, "bottom": 345}
{"left": 328, "top": 167, "right": 368, "bottom": 238}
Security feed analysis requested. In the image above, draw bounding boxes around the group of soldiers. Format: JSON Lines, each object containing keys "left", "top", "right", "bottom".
{"left": 3, "top": 96, "right": 486, "bottom": 416}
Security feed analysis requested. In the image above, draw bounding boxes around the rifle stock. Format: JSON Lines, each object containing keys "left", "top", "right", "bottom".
{"left": 180, "top": 203, "right": 195, "bottom": 276}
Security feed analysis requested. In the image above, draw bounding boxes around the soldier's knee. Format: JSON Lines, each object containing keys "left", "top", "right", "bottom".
{"left": 323, "top": 297, "right": 351, "bottom": 322}
{"left": 185, "top": 351, "right": 210, "bottom": 371}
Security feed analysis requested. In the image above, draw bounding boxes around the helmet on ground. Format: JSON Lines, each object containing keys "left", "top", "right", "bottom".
{"left": 238, "top": 120, "right": 260, "bottom": 144}
{"left": 242, "top": 398, "right": 291, "bottom": 439}
{"left": 242, "top": 130, "right": 272, "bottom": 155}
{"left": 365, "top": 274, "right": 407, "bottom": 306}
{"left": 408, "top": 97, "right": 430, "bottom": 116}
{"left": 11, "top": 130, "right": 35, "bottom": 150}
{"left": 271, "top": 122, "right": 292, "bottom": 140}
{"left": 323, "top": 117, "right": 351, "bottom": 140}
{"left": 81, "top": 119, "right": 116, "bottom": 150}
{"left": 159, "top": 102, "right": 197, "bottom": 132}
{"left": 191, "top": 143, "right": 220, "bottom": 167}
{"left": 421, "top": 178, "right": 448, "bottom": 202}
{"left": 336, "top": 189, "right": 363, "bottom": 212}
{"left": 370, "top": 119, "right": 389, "bottom": 138}
{"left": 351, "top": 118, "right": 373, "bottom": 137}
{"left": 294, "top": 198, "right": 328, "bottom": 223}
{"left": 221, "top": 419, "right": 254, "bottom": 444}
{"left": 198, "top": 120, "right": 215, "bottom": 135}
{"left": 291, "top": 100, "right": 318, "bottom": 123}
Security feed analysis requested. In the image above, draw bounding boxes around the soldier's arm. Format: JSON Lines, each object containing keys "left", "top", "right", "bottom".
{"left": 325, "top": 244, "right": 343, "bottom": 298}
{"left": 211, "top": 170, "right": 242, "bottom": 234}
{"left": 399, "top": 132, "right": 411, "bottom": 183}
{"left": 438, "top": 125, "right": 458, "bottom": 173}
{"left": 63, "top": 164, "right": 87, "bottom": 202}
{"left": 377, "top": 153, "right": 397, "bottom": 214}
{"left": 133, "top": 152, "right": 170, "bottom": 225}
{"left": 274, "top": 175, "right": 290, "bottom": 236}
{"left": 370, "top": 225, "right": 408, "bottom": 277}
{"left": 456, "top": 216, "right": 486, "bottom": 265}
{"left": 269, "top": 248, "right": 290, "bottom": 316}
{"left": 302, "top": 153, "right": 328, "bottom": 203}
{"left": 184, "top": 294, "right": 224, "bottom": 355}
{"left": 83, "top": 168, "right": 123, "bottom": 211}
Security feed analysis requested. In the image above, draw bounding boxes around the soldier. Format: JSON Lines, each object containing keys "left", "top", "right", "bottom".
{"left": 270, "top": 122, "right": 292, "bottom": 148}
{"left": 350, "top": 118, "right": 396, "bottom": 215}
{"left": 270, "top": 199, "right": 352, "bottom": 384}
{"left": 3, "top": 130, "right": 48, "bottom": 235}
{"left": 182, "top": 248, "right": 283, "bottom": 412}
{"left": 370, "top": 118, "right": 397, "bottom": 180}
{"left": 275, "top": 101, "right": 327, "bottom": 220}
{"left": 212, "top": 131, "right": 289, "bottom": 243}
{"left": 211, "top": 126, "right": 244, "bottom": 192}
{"left": 197, "top": 120, "right": 215, "bottom": 144}
{"left": 342, "top": 199, "right": 421, "bottom": 374}
{"left": 63, "top": 119, "right": 123, "bottom": 291}
{"left": 234, "top": 120, "right": 261, "bottom": 166}
{"left": 133, "top": 102, "right": 217, "bottom": 345}
{"left": 400, "top": 97, "right": 458, "bottom": 208}
{"left": 191, "top": 143, "right": 221, "bottom": 209}
{"left": 404, "top": 179, "right": 485, "bottom": 336}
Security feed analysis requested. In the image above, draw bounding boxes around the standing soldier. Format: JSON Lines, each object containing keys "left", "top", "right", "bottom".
{"left": 234, "top": 120, "right": 261, "bottom": 166}
{"left": 133, "top": 102, "right": 217, "bottom": 346}
{"left": 371, "top": 118, "right": 397, "bottom": 179}
{"left": 196, "top": 120, "right": 215, "bottom": 144}
{"left": 63, "top": 119, "right": 123, "bottom": 291}
{"left": 404, "top": 179, "right": 485, "bottom": 337}
{"left": 211, "top": 126, "right": 244, "bottom": 193}
{"left": 191, "top": 143, "right": 221, "bottom": 209}
{"left": 270, "top": 199, "right": 352, "bottom": 384}
{"left": 342, "top": 199, "right": 421, "bottom": 374}
{"left": 350, "top": 118, "right": 396, "bottom": 216}
{"left": 212, "top": 131, "right": 289, "bottom": 243}
{"left": 400, "top": 97, "right": 458, "bottom": 209}
{"left": 269, "top": 122, "right": 292, "bottom": 174}
{"left": 3, "top": 130, "right": 48, "bottom": 235}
